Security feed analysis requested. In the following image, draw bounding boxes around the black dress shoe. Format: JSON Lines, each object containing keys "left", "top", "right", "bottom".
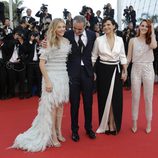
{"left": 26, "top": 94, "right": 32, "bottom": 98}
{"left": 7, "top": 94, "right": 15, "bottom": 99}
{"left": 72, "top": 132, "right": 80, "bottom": 142}
{"left": 19, "top": 95, "right": 25, "bottom": 99}
{"left": 86, "top": 130, "right": 96, "bottom": 139}
{"left": 105, "top": 130, "right": 110, "bottom": 135}
{"left": 109, "top": 130, "right": 117, "bottom": 135}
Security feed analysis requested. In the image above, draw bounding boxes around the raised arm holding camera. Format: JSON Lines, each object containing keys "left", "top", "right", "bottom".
{"left": 35, "top": 4, "right": 52, "bottom": 31}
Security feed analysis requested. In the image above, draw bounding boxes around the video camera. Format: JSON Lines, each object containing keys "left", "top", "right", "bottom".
{"left": 40, "top": 4, "right": 48, "bottom": 12}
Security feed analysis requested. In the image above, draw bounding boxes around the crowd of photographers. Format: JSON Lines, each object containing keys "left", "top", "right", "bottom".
{"left": 0, "top": 3, "right": 158, "bottom": 100}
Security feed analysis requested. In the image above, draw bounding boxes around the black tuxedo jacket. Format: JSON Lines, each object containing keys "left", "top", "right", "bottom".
{"left": 64, "top": 29, "right": 96, "bottom": 78}
{"left": 26, "top": 41, "right": 40, "bottom": 63}
{"left": 4, "top": 40, "right": 27, "bottom": 62}
{"left": 35, "top": 11, "right": 52, "bottom": 24}
{"left": 22, "top": 16, "right": 35, "bottom": 24}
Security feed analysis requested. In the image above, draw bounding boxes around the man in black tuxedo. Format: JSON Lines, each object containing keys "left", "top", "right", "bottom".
{"left": 64, "top": 15, "right": 96, "bottom": 142}
{"left": 26, "top": 32, "right": 42, "bottom": 98}
{"left": 22, "top": 9, "right": 35, "bottom": 25}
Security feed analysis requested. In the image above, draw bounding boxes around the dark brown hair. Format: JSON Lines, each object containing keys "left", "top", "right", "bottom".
{"left": 137, "top": 19, "right": 152, "bottom": 44}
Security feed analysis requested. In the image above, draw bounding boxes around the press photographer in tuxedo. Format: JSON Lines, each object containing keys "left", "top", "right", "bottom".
{"left": 22, "top": 8, "right": 35, "bottom": 25}
{"left": 35, "top": 4, "right": 52, "bottom": 31}
{"left": 4, "top": 32, "right": 27, "bottom": 99}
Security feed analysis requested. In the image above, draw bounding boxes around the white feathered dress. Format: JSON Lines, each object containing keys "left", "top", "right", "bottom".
{"left": 11, "top": 43, "right": 71, "bottom": 152}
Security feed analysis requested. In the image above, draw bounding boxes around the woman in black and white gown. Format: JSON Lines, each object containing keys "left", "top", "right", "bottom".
{"left": 92, "top": 17, "right": 127, "bottom": 135}
{"left": 11, "top": 18, "right": 71, "bottom": 152}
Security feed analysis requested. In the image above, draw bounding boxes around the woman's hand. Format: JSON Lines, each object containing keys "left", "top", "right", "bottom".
{"left": 121, "top": 71, "right": 127, "bottom": 82}
{"left": 45, "top": 80, "right": 53, "bottom": 93}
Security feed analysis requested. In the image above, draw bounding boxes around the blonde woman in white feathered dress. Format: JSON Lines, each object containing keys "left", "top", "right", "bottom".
{"left": 11, "top": 18, "right": 71, "bottom": 152}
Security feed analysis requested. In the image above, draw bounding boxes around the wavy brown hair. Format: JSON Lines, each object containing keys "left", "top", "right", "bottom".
{"left": 137, "top": 19, "right": 152, "bottom": 44}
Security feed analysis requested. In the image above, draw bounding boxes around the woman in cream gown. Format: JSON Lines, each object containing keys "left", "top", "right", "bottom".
{"left": 11, "top": 18, "right": 71, "bottom": 152}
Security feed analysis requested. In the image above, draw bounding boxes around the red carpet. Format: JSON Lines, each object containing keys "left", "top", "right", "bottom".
{"left": 0, "top": 85, "right": 158, "bottom": 158}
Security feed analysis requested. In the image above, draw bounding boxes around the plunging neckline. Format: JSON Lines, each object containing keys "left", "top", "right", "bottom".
{"left": 105, "top": 35, "right": 115, "bottom": 52}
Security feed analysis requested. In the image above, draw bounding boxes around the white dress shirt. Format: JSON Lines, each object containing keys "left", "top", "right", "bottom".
{"left": 9, "top": 45, "right": 19, "bottom": 63}
{"left": 0, "top": 49, "right": 2, "bottom": 59}
{"left": 74, "top": 30, "right": 87, "bottom": 65}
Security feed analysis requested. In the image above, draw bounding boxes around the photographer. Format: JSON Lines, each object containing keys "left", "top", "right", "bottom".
{"left": 5, "top": 31, "right": 27, "bottom": 99}
{"left": 0, "top": 27, "right": 7, "bottom": 99}
{"left": 26, "top": 32, "right": 42, "bottom": 98}
{"left": 129, "top": 6, "right": 136, "bottom": 28}
{"left": 3, "top": 18, "right": 13, "bottom": 42}
{"left": 35, "top": 4, "right": 52, "bottom": 31}
{"left": 123, "top": 6, "right": 130, "bottom": 23}
{"left": 122, "top": 22, "right": 136, "bottom": 89}
{"left": 22, "top": 8, "right": 35, "bottom": 25}
{"left": 79, "top": 6, "right": 95, "bottom": 30}
{"left": 123, "top": 6, "right": 136, "bottom": 28}
{"left": 65, "top": 12, "right": 73, "bottom": 30}
{"left": 103, "top": 3, "right": 114, "bottom": 19}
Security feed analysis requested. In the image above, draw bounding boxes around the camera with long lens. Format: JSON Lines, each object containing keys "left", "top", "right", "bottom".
{"left": 103, "top": 5, "right": 108, "bottom": 11}
{"left": 79, "top": 5, "right": 88, "bottom": 16}
{"left": 63, "top": 9, "right": 69, "bottom": 19}
{"left": 16, "top": 7, "right": 25, "bottom": 17}
{"left": 40, "top": 4, "right": 48, "bottom": 12}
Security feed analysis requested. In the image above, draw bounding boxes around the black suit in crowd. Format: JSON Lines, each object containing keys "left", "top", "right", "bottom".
{"left": 0, "top": 42, "right": 7, "bottom": 99}
{"left": 64, "top": 29, "right": 96, "bottom": 134}
{"left": 22, "top": 16, "right": 35, "bottom": 24}
{"left": 26, "top": 40, "right": 42, "bottom": 97}
{"left": 35, "top": 11, "right": 52, "bottom": 26}
{"left": 5, "top": 39, "right": 27, "bottom": 98}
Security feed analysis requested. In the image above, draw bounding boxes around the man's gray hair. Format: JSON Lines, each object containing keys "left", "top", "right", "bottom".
{"left": 73, "top": 15, "right": 86, "bottom": 26}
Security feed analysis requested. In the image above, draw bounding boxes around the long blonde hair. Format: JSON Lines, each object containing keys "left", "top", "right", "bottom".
{"left": 47, "top": 18, "right": 65, "bottom": 47}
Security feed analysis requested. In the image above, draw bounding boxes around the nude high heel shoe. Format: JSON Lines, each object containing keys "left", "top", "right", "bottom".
{"left": 146, "top": 121, "right": 151, "bottom": 134}
{"left": 131, "top": 127, "right": 137, "bottom": 133}
{"left": 145, "top": 128, "right": 151, "bottom": 134}
{"left": 52, "top": 141, "right": 61, "bottom": 147}
{"left": 131, "top": 120, "right": 137, "bottom": 133}
{"left": 57, "top": 134, "right": 66, "bottom": 142}
{"left": 51, "top": 136, "right": 61, "bottom": 147}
